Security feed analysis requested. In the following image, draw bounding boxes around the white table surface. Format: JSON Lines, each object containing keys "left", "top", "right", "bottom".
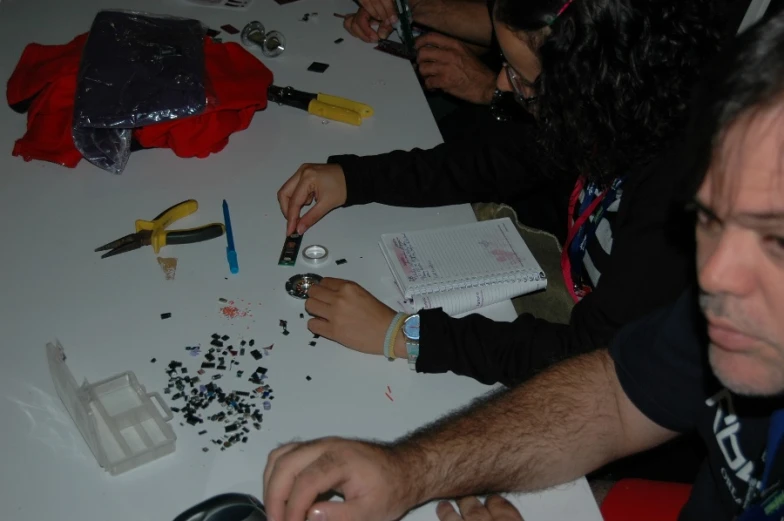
{"left": 0, "top": 1, "right": 601, "bottom": 520}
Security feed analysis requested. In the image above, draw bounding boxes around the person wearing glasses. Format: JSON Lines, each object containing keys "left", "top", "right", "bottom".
{"left": 275, "top": 0, "right": 722, "bottom": 387}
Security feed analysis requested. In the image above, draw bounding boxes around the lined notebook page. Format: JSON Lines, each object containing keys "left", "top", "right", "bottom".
{"left": 379, "top": 218, "right": 544, "bottom": 300}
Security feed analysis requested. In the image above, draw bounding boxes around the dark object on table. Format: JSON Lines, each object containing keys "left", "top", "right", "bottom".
{"left": 334, "top": 37, "right": 344, "bottom": 44}
{"left": 73, "top": 10, "right": 209, "bottom": 174}
{"left": 161, "top": 313, "right": 172, "bottom": 320}
{"left": 173, "top": 493, "right": 266, "bottom": 521}
{"left": 375, "top": 39, "right": 416, "bottom": 60}
{"left": 220, "top": 24, "right": 240, "bottom": 34}
{"left": 95, "top": 200, "right": 224, "bottom": 259}
{"left": 335, "top": 258, "right": 347, "bottom": 265}
{"left": 307, "top": 61, "right": 330, "bottom": 73}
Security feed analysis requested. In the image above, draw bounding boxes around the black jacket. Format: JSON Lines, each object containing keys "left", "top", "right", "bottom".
{"left": 328, "top": 123, "right": 694, "bottom": 386}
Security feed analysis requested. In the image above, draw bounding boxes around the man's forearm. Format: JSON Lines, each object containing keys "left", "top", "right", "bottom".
{"left": 393, "top": 350, "right": 661, "bottom": 504}
{"left": 411, "top": 0, "right": 493, "bottom": 46}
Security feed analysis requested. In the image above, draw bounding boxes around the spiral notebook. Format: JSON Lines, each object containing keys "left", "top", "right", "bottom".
{"left": 379, "top": 217, "right": 547, "bottom": 316}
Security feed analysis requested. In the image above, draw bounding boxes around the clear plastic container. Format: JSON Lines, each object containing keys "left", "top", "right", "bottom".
{"left": 46, "top": 341, "right": 177, "bottom": 475}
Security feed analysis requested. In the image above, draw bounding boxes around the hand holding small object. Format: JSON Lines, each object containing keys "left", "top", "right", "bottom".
{"left": 343, "top": 7, "right": 395, "bottom": 42}
{"left": 304, "top": 277, "right": 396, "bottom": 355}
{"left": 415, "top": 33, "right": 496, "bottom": 105}
{"left": 277, "top": 163, "right": 347, "bottom": 236}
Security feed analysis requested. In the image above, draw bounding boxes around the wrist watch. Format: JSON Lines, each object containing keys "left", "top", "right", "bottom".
{"left": 402, "top": 314, "right": 420, "bottom": 370}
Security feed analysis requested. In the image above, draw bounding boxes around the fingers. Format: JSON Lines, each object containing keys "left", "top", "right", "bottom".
{"left": 277, "top": 165, "right": 307, "bottom": 230}
{"left": 377, "top": 19, "right": 394, "bottom": 40}
{"left": 284, "top": 451, "right": 348, "bottom": 521}
{"left": 361, "top": 0, "right": 398, "bottom": 25}
{"left": 415, "top": 32, "right": 460, "bottom": 51}
{"left": 485, "top": 496, "right": 524, "bottom": 521}
{"left": 345, "top": 10, "right": 377, "bottom": 43}
{"left": 296, "top": 202, "right": 328, "bottom": 235}
{"left": 307, "top": 316, "right": 330, "bottom": 338}
{"left": 457, "top": 497, "right": 491, "bottom": 521}
{"left": 416, "top": 45, "right": 454, "bottom": 66}
{"left": 437, "top": 502, "right": 463, "bottom": 521}
{"left": 263, "top": 442, "right": 305, "bottom": 521}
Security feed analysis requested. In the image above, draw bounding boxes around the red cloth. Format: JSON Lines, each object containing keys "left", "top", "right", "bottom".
{"left": 600, "top": 479, "right": 692, "bottom": 521}
{"left": 6, "top": 33, "right": 273, "bottom": 168}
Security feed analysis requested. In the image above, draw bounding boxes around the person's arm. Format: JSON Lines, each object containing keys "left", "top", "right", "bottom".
{"left": 263, "top": 349, "right": 677, "bottom": 521}
{"left": 396, "top": 350, "right": 676, "bottom": 501}
{"left": 409, "top": 148, "right": 693, "bottom": 386}
{"left": 411, "top": 0, "right": 493, "bottom": 46}
{"left": 330, "top": 121, "right": 558, "bottom": 209}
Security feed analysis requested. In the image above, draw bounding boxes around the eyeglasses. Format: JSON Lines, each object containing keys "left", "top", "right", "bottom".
{"left": 503, "top": 63, "right": 539, "bottom": 106}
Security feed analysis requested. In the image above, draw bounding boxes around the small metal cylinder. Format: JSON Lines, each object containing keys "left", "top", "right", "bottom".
{"left": 241, "top": 21, "right": 286, "bottom": 57}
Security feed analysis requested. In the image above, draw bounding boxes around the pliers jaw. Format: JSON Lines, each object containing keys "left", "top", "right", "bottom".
{"left": 95, "top": 231, "right": 152, "bottom": 259}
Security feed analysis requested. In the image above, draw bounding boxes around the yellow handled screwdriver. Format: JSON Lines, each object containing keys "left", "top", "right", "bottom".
{"left": 267, "top": 85, "right": 374, "bottom": 126}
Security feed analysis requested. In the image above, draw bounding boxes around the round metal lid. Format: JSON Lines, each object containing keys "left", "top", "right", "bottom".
{"left": 285, "top": 273, "right": 323, "bottom": 299}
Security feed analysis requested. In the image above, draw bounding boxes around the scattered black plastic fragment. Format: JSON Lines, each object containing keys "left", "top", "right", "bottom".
{"left": 161, "top": 312, "right": 172, "bottom": 319}
{"left": 240, "top": 348, "right": 246, "bottom": 356}
{"left": 249, "top": 339, "right": 255, "bottom": 347}
{"left": 307, "top": 61, "right": 329, "bottom": 73}
{"left": 250, "top": 349, "right": 262, "bottom": 360}
{"left": 334, "top": 37, "right": 344, "bottom": 44}
{"left": 300, "top": 313, "right": 304, "bottom": 319}
{"left": 221, "top": 335, "right": 230, "bottom": 341}
{"left": 151, "top": 358, "right": 157, "bottom": 363}
{"left": 240, "top": 340, "right": 247, "bottom": 346}
{"left": 306, "top": 375, "right": 312, "bottom": 381}
{"left": 282, "top": 330, "right": 290, "bottom": 336}
{"left": 313, "top": 334, "right": 320, "bottom": 339}
{"left": 219, "top": 298, "right": 228, "bottom": 303}
{"left": 212, "top": 333, "right": 220, "bottom": 339}
{"left": 309, "top": 341, "right": 317, "bottom": 346}
{"left": 202, "top": 447, "right": 210, "bottom": 452}
{"left": 201, "top": 362, "right": 216, "bottom": 369}
{"left": 256, "top": 367, "right": 268, "bottom": 375}
{"left": 335, "top": 258, "right": 347, "bottom": 265}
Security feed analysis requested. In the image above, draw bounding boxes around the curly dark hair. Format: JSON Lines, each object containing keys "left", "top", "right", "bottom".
{"left": 494, "top": 0, "right": 723, "bottom": 184}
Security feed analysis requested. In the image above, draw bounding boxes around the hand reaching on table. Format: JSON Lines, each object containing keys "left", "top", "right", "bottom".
{"left": 263, "top": 437, "right": 416, "bottom": 521}
{"left": 305, "top": 278, "right": 396, "bottom": 355}
{"left": 344, "top": 8, "right": 396, "bottom": 43}
{"left": 415, "top": 33, "right": 496, "bottom": 105}
{"left": 277, "top": 163, "right": 347, "bottom": 236}
{"left": 437, "top": 496, "right": 525, "bottom": 521}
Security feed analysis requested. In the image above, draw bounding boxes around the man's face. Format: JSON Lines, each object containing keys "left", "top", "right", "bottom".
{"left": 696, "top": 105, "right": 784, "bottom": 396}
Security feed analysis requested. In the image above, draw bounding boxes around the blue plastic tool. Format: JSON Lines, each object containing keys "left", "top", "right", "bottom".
{"left": 222, "top": 199, "right": 239, "bottom": 274}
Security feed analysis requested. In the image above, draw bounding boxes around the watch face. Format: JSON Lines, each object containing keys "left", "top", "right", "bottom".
{"left": 403, "top": 314, "right": 420, "bottom": 341}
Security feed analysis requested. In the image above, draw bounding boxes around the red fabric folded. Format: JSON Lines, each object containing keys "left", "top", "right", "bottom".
{"left": 6, "top": 33, "right": 273, "bottom": 168}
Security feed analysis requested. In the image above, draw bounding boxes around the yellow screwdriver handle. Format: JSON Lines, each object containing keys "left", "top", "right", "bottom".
{"left": 308, "top": 100, "right": 363, "bottom": 126}
{"left": 316, "top": 93, "right": 374, "bottom": 118}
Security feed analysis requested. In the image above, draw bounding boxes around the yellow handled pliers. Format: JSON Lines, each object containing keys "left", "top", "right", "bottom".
{"left": 95, "top": 200, "right": 225, "bottom": 259}
{"left": 267, "top": 85, "right": 374, "bottom": 126}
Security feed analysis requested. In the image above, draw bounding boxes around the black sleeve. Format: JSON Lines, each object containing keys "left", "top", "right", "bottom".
{"left": 328, "top": 121, "right": 563, "bottom": 209}
{"left": 610, "top": 287, "right": 709, "bottom": 433}
{"left": 415, "top": 148, "right": 695, "bottom": 386}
